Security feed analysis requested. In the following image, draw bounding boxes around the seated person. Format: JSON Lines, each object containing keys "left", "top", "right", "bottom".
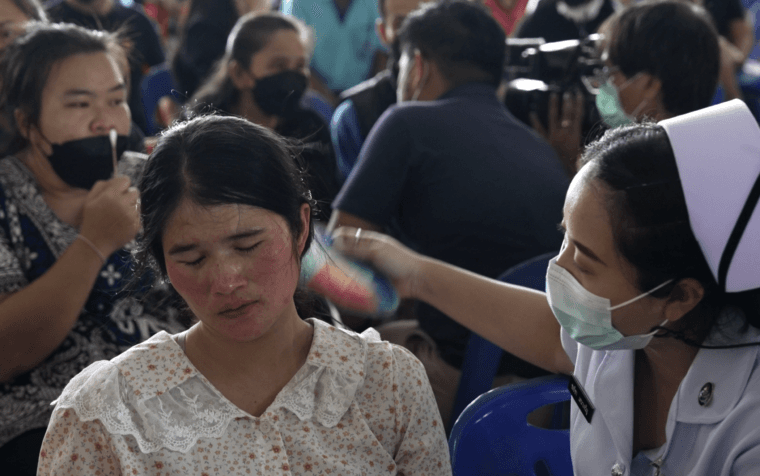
{"left": 0, "top": 0, "right": 46, "bottom": 154}
{"left": 38, "top": 115, "right": 451, "bottom": 475}
{"left": 333, "top": 98, "right": 760, "bottom": 474}
{"left": 172, "top": 0, "right": 269, "bottom": 100}
{"left": 331, "top": 0, "right": 425, "bottom": 182}
{"left": 46, "top": 0, "right": 166, "bottom": 136}
{"left": 189, "top": 12, "right": 339, "bottom": 220}
{"left": 532, "top": 0, "right": 721, "bottom": 172}
{"left": 0, "top": 23, "right": 186, "bottom": 474}
{"left": 329, "top": 0, "right": 569, "bottom": 430}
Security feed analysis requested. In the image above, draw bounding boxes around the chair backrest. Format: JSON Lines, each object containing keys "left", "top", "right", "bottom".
{"left": 140, "top": 63, "right": 176, "bottom": 136}
{"left": 449, "top": 374, "right": 573, "bottom": 476}
{"left": 450, "top": 252, "right": 556, "bottom": 424}
{"left": 301, "top": 90, "right": 335, "bottom": 124}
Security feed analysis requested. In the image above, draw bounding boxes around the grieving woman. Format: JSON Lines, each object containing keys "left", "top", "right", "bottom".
{"left": 0, "top": 23, "right": 185, "bottom": 474}
{"left": 333, "top": 100, "right": 760, "bottom": 475}
{"left": 38, "top": 115, "right": 450, "bottom": 475}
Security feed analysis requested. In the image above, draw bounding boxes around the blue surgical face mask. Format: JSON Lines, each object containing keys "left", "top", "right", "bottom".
{"left": 594, "top": 73, "right": 645, "bottom": 128}
{"left": 545, "top": 258, "right": 673, "bottom": 351}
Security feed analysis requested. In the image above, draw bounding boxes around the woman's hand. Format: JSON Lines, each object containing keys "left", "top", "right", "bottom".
{"left": 79, "top": 176, "right": 141, "bottom": 257}
{"left": 331, "top": 227, "right": 424, "bottom": 300}
{"left": 530, "top": 91, "right": 584, "bottom": 177}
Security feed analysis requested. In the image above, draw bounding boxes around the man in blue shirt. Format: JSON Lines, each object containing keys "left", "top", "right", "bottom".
{"left": 328, "top": 0, "right": 569, "bottom": 429}
{"left": 330, "top": 0, "right": 425, "bottom": 182}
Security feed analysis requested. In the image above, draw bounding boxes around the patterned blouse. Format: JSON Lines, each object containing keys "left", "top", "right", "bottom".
{"left": 38, "top": 319, "right": 452, "bottom": 475}
{"left": 0, "top": 156, "right": 186, "bottom": 448}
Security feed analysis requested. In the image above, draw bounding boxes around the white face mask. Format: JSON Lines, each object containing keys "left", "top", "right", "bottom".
{"left": 545, "top": 258, "right": 673, "bottom": 351}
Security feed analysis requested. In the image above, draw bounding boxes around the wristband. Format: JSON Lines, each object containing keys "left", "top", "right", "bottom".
{"left": 76, "top": 234, "right": 106, "bottom": 265}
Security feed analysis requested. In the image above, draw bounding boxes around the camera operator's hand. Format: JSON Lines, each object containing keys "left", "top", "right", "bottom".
{"left": 530, "top": 91, "right": 584, "bottom": 177}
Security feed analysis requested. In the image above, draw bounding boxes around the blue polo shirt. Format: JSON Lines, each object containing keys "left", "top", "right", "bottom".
{"left": 281, "top": 0, "right": 384, "bottom": 92}
{"left": 334, "top": 82, "right": 569, "bottom": 368}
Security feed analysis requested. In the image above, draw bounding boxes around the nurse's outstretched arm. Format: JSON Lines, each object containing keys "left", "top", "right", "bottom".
{"left": 332, "top": 228, "right": 574, "bottom": 375}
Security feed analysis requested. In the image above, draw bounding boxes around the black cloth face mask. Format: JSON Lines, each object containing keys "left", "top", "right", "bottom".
{"left": 252, "top": 70, "right": 309, "bottom": 117}
{"left": 47, "top": 135, "right": 129, "bottom": 190}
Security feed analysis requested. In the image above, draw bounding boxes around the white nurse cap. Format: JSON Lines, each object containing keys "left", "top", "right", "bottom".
{"left": 660, "top": 99, "right": 760, "bottom": 293}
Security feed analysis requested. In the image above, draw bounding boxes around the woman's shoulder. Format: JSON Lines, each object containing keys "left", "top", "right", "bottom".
{"left": 53, "top": 331, "right": 248, "bottom": 454}
{"left": 54, "top": 331, "right": 180, "bottom": 405}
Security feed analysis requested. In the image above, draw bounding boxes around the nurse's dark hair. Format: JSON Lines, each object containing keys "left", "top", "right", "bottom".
{"left": 605, "top": 0, "right": 719, "bottom": 116}
{"left": 189, "top": 11, "right": 309, "bottom": 115}
{"left": 580, "top": 123, "right": 760, "bottom": 346}
{"left": 134, "top": 115, "right": 317, "bottom": 314}
{"left": 0, "top": 22, "right": 126, "bottom": 154}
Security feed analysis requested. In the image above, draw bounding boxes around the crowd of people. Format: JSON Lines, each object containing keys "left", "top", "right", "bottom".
{"left": 0, "top": 0, "right": 757, "bottom": 474}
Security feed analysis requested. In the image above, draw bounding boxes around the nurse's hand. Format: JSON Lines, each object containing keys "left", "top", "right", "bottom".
{"left": 331, "top": 227, "right": 423, "bottom": 300}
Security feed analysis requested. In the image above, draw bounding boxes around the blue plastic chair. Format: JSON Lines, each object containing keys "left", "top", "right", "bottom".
{"left": 140, "top": 63, "right": 176, "bottom": 136}
{"left": 450, "top": 252, "right": 556, "bottom": 425}
{"left": 449, "top": 374, "right": 572, "bottom": 476}
{"left": 301, "top": 90, "right": 335, "bottom": 125}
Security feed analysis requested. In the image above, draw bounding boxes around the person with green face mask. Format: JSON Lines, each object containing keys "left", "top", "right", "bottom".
{"left": 530, "top": 0, "right": 720, "bottom": 176}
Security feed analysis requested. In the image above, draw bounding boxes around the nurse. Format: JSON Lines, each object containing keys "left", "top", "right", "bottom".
{"left": 332, "top": 99, "right": 760, "bottom": 475}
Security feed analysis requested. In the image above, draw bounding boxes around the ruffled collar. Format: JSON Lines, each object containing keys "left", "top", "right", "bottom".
{"left": 54, "top": 319, "right": 381, "bottom": 453}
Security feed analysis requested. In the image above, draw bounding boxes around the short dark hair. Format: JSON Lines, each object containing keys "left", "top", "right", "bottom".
{"left": 190, "top": 11, "right": 308, "bottom": 114}
{"left": 0, "top": 22, "right": 126, "bottom": 154}
{"left": 606, "top": 0, "right": 719, "bottom": 116}
{"left": 136, "top": 114, "right": 315, "bottom": 278}
{"left": 11, "top": 0, "right": 47, "bottom": 22}
{"left": 379, "top": 0, "right": 386, "bottom": 18}
{"left": 397, "top": 0, "right": 506, "bottom": 88}
{"left": 581, "top": 123, "right": 760, "bottom": 344}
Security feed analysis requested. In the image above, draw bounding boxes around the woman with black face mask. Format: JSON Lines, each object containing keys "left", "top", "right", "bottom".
{"left": 189, "top": 11, "right": 339, "bottom": 221}
{"left": 0, "top": 23, "right": 186, "bottom": 474}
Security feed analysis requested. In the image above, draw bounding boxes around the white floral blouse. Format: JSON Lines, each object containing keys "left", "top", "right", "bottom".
{"left": 38, "top": 319, "right": 452, "bottom": 475}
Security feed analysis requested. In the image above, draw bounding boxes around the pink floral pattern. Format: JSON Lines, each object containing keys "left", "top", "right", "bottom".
{"left": 38, "top": 319, "right": 451, "bottom": 475}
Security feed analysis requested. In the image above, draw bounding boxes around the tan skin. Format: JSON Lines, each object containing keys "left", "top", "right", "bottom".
{"left": 162, "top": 201, "right": 313, "bottom": 416}
{"left": 327, "top": 49, "right": 454, "bottom": 233}
{"left": 330, "top": 163, "right": 705, "bottom": 454}
{"left": 229, "top": 29, "right": 310, "bottom": 131}
{"left": 0, "top": 52, "right": 140, "bottom": 382}
{"left": 532, "top": 58, "right": 667, "bottom": 177}
{"left": 66, "top": 0, "right": 115, "bottom": 16}
{"left": 376, "top": 0, "right": 426, "bottom": 48}
{"left": 0, "top": 0, "right": 32, "bottom": 50}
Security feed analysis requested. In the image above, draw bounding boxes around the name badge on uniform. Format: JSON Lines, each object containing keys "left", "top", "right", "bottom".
{"left": 568, "top": 375, "right": 595, "bottom": 424}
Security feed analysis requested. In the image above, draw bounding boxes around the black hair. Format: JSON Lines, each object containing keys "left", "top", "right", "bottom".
{"left": 134, "top": 114, "right": 318, "bottom": 316}
{"left": 606, "top": 0, "right": 719, "bottom": 117}
{"left": 0, "top": 22, "right": 126, "bottom": 154}
{"left": 379, "top": 0, "right": 386, "bottom": 17}
{"left": 189, "top": 11, "right": 308, "bottom": 115}
{"left": 10, "top": 0, "right": 47, "bottom": 21}
{"left": 581, "top": 123, "right": 760, "bottom": 347}
{"left": 397, "top": 0, "right": 506, "bottom": 88}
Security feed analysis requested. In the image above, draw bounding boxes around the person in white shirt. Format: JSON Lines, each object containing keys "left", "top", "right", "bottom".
{"left": 332, "top": 99, "right": 760, "bottom": 475}
{"left": 38, "top": 115, "right": 451, "bottom": 476}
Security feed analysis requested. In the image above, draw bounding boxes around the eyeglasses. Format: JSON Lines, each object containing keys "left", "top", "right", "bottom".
{"left": 581, "top": 65, "right": 620, "bottom": 95}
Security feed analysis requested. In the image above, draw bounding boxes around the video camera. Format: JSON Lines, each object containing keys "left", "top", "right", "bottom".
{"left": 503, "top": 34, "right": 605, "bottom": 137}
